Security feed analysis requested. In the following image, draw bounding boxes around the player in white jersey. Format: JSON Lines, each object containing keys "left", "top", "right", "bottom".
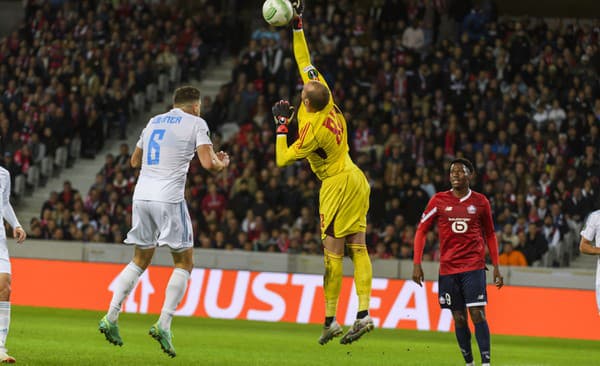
{"left": 579, "top": 210, "right": 600, "bottom": 315}
{"left": 0, "top": 167, "right": 26, "bottom": 363}
{"left": 99, "top": 86, "right": 230, "bottom": 357}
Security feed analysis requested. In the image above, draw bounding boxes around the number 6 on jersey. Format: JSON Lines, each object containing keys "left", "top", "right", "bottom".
{"left": 147, "top": 129, "right": 166, "bottom": 165}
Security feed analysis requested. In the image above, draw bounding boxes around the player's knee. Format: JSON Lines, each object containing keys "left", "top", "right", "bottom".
{"left": 132, "top": 256, "right": 152, "bottom": 270}
{"left": 0, "top": 283, "right": 11, "bottom": 301}
{"left": 178, "top": 262, "right": 194, "bottom": 273}
{"left": 468, "top": 307, "right": 486, "bottom": 323}
{"left": 452, "top": 311, "right": 468, "bottom": 327}
{"left": 346, "top": 243, "right": 367, "bottom": 258}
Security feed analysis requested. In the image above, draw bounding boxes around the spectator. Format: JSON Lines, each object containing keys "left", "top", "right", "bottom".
{"left": 499, "top": 242, "right": 527, "bottom": 266}
{"left": 522, "top": 223, "right": 549, "bottom": 265}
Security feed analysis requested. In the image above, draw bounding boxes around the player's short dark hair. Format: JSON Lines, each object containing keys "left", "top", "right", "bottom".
{"left": 450, "top": 158, "right": 474, "bottom": 175}
{"left": 305, "top": 81, "right": 330, "bottom": 111}
{"left": 173, "top": 86, "right": 201, "bottom": 106}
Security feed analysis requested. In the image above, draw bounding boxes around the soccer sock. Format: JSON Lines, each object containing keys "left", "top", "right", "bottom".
{"left": 0, "top": 302, "right": 10, "bottom": 353}
{"left": 347, "top": 244, "right": 372, "bottom": 318}
{"left": 107, "top": 262, "right": 144, "bottom": 323}
{"left": 324, "top": 317, "right": 334, "bottom": 327}
{"left": 158, "top": 268, "right": 190, "bottom": 330}
{"left": 455, "top": 325, "right": 474, "bottom": 363}
{"left": 323, "top": 249, "right": 343, "bottom": 321}
{"left": 475, "top": 320, "right": 491, "bottom": 364}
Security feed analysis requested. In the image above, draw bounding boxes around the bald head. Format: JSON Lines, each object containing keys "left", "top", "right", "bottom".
{"left": 302, "top": 81, "right": 330, "bottom": 112}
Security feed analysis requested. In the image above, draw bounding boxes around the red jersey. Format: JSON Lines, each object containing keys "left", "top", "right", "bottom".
{"left": 414, "top": 189, "right": 499, "bottom": 275}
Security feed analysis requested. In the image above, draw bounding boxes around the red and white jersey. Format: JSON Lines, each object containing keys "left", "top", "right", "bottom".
{"left": 417, "top": 189, "right": 495, "bottom": 275}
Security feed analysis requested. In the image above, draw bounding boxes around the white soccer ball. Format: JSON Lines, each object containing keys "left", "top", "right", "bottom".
{"left": 262, "top": 0, "right": 294, "bottom": 27}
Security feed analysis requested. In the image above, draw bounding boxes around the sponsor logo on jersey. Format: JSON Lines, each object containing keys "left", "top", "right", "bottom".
{"left": 445, "top": 206, "right": 453, "bottom": 211}
{"left": 308, "top": 69, "right": 319, "bottom": 80}
{"left": 467, "top": 205, "right": 476, "bottom": 214}
{"left": 477, "top": 294, "right": 484, "bottom": 300}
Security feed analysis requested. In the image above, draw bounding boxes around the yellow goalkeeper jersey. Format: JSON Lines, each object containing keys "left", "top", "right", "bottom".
{"left": 275, "top": 28, "right": 357, "bottom": 181}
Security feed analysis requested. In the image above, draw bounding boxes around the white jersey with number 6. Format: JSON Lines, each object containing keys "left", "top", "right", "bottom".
{"left": 580, "top": 210, "right": 600, "bottom": 314}
{"left": 133, "top": 108, "right": 212, "bottom": 203}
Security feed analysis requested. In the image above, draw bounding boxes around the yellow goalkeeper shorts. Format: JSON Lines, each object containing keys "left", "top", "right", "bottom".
{"left": 319, "top": 167, "right": 370, "bottom": 240}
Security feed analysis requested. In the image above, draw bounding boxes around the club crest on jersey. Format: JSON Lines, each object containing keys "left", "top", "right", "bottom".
{"left": 308, "top": 69, "right": 319, "bottom": 80}
{"left": 467, "top": 205, "right": 476, "bottom": 214}
{"left": 445, "top": 206, "right": 453, "bottom": 211}
{"left": 439, "top": 296, "right": 446, "bottom": 305}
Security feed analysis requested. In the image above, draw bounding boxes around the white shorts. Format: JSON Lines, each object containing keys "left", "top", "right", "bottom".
{"left": 0, "top": 239, "right": 10, "bottom": 274}
{"left": 125, "top": 200, "right": 194, "bottom": 252}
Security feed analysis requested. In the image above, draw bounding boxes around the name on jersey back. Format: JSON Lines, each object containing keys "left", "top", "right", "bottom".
{"left": 152, "top": 116, "right": 182, "bottom": 124}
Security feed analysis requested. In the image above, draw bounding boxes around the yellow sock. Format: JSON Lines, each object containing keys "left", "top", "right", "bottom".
{"left": 323, "top": 249, "right": 343, "bottom": 318}
{"left": 347, "top": 244, "right": 372, "bottom": 313}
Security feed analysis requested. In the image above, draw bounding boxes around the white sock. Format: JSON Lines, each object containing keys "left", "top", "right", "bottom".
{"left": 107, "top": 262, "right": 144, "bottom": 322}
{"left": 158, "top": 268, "right": 190, "bottom": 330}
{"left": 482, "top": 364, "right": 490, "bottom": 366}
{"left": 0, "top": 302, "right": 10, "bottom": 353}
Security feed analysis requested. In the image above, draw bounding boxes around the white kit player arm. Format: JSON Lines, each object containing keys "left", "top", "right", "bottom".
{"left": 195, "top": 119, "right": 229, "bottom": 172}
{"left": 130, "top": 128, "right": 145, "bottom": 168}
{"left": 1, "top": 170, "right": 25, "bottom": 243}
{"left": 580, "top": 212, "right": 600, "bottom": 255}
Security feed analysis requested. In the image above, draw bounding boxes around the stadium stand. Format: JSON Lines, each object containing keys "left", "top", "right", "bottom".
{"left": 9, "top": 1, "right": 600, "bottom": 269}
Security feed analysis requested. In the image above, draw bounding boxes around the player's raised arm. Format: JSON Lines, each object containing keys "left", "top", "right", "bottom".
{"left": 412, "top": 196, "right": 438, "bottom": 286}
{"left": 291, "top": 2, "right": 331, "bottom": 91}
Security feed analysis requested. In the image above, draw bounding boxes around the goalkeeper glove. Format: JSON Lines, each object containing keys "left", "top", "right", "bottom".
{"left": 291, "top": 0, "right": 303, "bottom": 29}
{"left": 272, "top": 100, "right": 295, "bottom": 134}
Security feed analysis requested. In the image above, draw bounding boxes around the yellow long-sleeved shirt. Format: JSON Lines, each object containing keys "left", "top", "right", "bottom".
{"left": 275, "top": 28, "right": 357, "bottom": 181}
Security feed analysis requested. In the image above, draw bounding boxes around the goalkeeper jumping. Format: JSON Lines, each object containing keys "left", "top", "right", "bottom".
{"left": 273, "top": 0, "right": 374, "bottom": 345}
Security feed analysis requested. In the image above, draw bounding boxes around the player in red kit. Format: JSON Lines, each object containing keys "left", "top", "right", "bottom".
{"left": 412, "top": 158, "right": 503, "bottom": 366}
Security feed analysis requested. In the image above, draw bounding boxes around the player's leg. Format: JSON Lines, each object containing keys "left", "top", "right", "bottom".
{"left": 159, "top": 248, "right": 193, "bottom": 330}
{"left": 149, "top": 248, "right": 192, "bottom": 358}
{"left": 346, "top": 236, "right": 372, "bottom": 319}
{"left": 100, "top": 246, "right": 155, "bottom": 346}
{"left": 150, "top": 201, "right": 194, "bottom": 357}
{"left": 318, "top": 231, "right": 345, "bottom": 345}
{"left": 452, "top": 310, "right": 474, "bottom": 366}
{"left": 464, "top": 269, "right": 491, "bottom": 366}
{"left": 340, "top": 231, "right": 374, "bottom": 345}
{"left": 107, "top": 246, "right": 155, "bottom": 322}
{"left": 468, "top": 307, "right": 490, "bottom": 366}
{"left": 0, "top": 244, "right": 14, "bottom": 363}
{"left": 440, "top": 273, "right": 474, "bottom": 366}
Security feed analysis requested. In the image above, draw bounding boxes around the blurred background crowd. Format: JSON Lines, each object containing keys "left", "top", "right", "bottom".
{"left": 1, "top": 0, "right": 599, "bottom": 268}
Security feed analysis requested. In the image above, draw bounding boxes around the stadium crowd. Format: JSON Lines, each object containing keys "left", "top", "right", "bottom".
{"left": 9, "top": 1, "right": 600, "bottom": 268}
{"left": 0, "top": 0, "right": 227, "bottom": 189}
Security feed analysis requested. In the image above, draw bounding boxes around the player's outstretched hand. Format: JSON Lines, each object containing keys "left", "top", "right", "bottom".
{"left": 14, "top": 227, "right": 26, "bottom": 244}
{"left": 272, "top": 100, "right": 295, "bottom": 134}
{"left": 493, "top": 266, "right": 504, "bottom": 289}
{"left": 412, "top": 264, "right": 424, "bottom": 287}
{"left": 291, "top": 0, "right": 304, "bottom": 17}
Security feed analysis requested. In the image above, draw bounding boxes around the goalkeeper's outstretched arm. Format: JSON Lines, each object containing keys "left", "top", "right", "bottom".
{"left": 291, "top": 11, "right": 331, "bottom": 91}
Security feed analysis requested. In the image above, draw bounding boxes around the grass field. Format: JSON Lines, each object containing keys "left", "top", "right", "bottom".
{"left": 6, "top": 306, "right": 599, "bottom": 365}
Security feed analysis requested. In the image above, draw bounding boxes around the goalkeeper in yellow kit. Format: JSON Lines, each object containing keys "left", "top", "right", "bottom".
{"left": 273, "top": 1, "right": 374, "bottom": 345}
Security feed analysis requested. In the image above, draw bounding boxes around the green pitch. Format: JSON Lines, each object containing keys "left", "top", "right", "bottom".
{"left": 8, "top": 306, "right": 599, "bottom": 365}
